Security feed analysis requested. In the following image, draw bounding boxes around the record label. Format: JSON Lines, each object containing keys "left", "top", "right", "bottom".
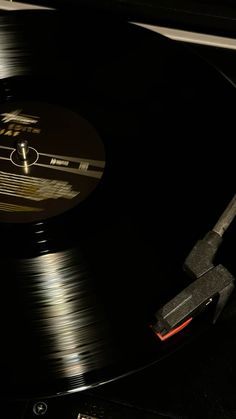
{"left": 0, "top": 101, "right": 105, "bottom": 223}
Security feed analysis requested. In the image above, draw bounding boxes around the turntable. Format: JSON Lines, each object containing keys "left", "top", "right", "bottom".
{"left": 0, "top": 1, "right": 236, "bottom": 418}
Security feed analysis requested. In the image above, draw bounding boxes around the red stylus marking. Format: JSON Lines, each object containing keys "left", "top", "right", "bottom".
{"left": 154, "top": 317, "right": 193, "bottom": 341}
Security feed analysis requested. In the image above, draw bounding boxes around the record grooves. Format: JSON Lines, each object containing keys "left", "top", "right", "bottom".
{"left": 0, "top": 8, "right": 235, "bottom": 401}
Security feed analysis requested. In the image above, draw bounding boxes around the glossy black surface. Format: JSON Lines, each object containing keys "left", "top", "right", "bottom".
{"left": 0, "top": 9, "right": 235, "bottom": 402}
{"left": 15, "top": 0, "right": 236, "bottom": 37}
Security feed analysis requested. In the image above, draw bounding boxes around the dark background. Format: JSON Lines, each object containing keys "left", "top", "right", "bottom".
{"left": 15, "top": 0, "right": 236, "bottom": 84}
{"left": 15, "top": 0, "right": 236, "bottom": 37}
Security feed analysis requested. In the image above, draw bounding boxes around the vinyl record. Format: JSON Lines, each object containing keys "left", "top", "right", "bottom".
{"left": 0, "top": 9, "right": 235, "bottom": 400}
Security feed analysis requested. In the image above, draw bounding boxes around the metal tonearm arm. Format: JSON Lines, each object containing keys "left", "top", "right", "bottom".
{"left": 152, "top": 194, "right": 236, "bottom": 341}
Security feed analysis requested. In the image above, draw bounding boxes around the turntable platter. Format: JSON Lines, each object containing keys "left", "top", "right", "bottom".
{"left": 0, "top": 9, "right": 235, "bottom": 400}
